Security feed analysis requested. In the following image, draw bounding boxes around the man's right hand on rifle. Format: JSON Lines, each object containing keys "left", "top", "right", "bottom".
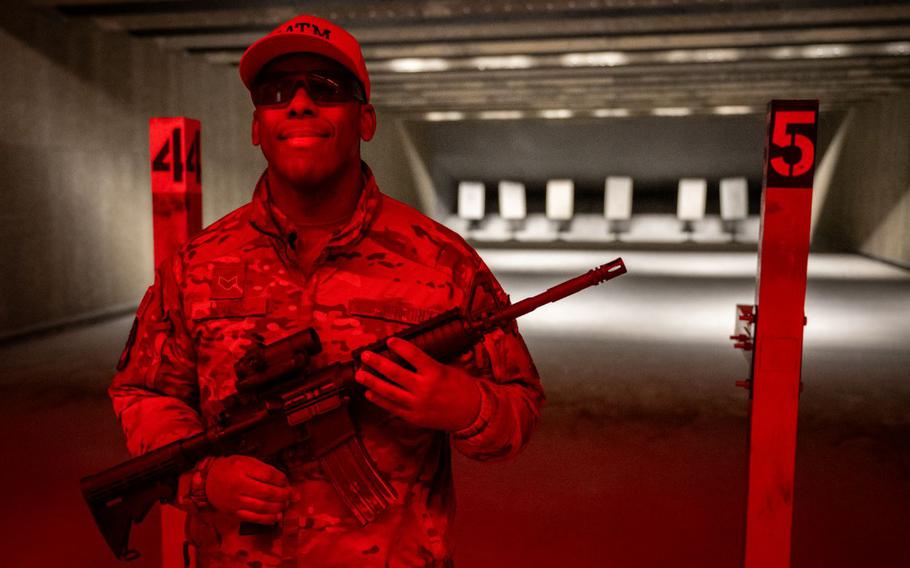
{"left": 194, "top": 455, "right": 295, "bottom": 524}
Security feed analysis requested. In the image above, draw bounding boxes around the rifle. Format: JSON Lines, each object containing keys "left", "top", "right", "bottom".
{"left": 81, "top": 257, "right": 627, "bottom": 560}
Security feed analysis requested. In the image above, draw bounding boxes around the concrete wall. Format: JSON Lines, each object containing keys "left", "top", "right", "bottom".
{"left": 813, "top": 92, "right": 910, "bottom": 268}
{"left": 0, "top": 5, "right": 419, "bottom": 339}
{"left": 361, "top": 113, "right": 423, "bottom": 211}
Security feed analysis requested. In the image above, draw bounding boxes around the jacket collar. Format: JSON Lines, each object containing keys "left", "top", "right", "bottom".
{"left": 249, "top": 161, "right": 382, "bottom": 266}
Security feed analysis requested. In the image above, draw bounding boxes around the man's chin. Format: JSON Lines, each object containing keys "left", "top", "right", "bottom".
{"left": 270, "top": 160, "right": 340, "bottom": 188}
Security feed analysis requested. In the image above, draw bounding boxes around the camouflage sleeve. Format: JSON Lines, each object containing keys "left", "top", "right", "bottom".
{"left": 109, "top": 251, "right": 204, "bottom": 458}
{"left": 450, "top": 257, "right": 545, "bottom": 462}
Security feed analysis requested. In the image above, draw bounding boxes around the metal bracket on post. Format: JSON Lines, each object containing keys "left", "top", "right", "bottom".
{"left": 730, "top": 304, "right": 756, "bottom": 394}
{"left": 150, "top": 117, "right": 203, "bottom": 568}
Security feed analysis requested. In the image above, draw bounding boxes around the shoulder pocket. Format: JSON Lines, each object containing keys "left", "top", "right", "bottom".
{"left": 190, "top": 296, "right": 268, "bottom": 321}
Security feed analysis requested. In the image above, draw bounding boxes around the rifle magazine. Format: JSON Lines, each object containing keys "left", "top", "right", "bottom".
{"left": 319, "top": 435, "right": 398, "bottom": 526}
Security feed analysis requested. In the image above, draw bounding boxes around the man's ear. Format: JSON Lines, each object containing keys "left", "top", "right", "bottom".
{"left": 251, "top": 111, "right": 261, "bottom": 146}
{"left": 360, "top": 103, "right": 377, "bottom": 142}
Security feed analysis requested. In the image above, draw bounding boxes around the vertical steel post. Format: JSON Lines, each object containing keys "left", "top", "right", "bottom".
{"left": 150, "top": 117, "right": 202, "bottom": 268}
{"left": 742, "top": 100, "right": 818, "bottom": 567}
{"left": 149, "top": 117, "right": 203, "bottom": 568}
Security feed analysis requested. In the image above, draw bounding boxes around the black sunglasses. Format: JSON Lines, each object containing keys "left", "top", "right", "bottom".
{"left": 251, "top": 71, "right": 366, "bottom": 107}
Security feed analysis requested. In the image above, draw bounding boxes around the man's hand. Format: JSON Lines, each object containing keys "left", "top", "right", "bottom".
{"left": 205, "top": 455, "right": 294, "bottom": 524}
{"left": 355, "top": 337, "right": 482, "bottom": 432}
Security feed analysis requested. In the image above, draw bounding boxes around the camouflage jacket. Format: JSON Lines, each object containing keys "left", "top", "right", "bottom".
{"left": 109, "top": 162, "right": 544, "bottom": 567}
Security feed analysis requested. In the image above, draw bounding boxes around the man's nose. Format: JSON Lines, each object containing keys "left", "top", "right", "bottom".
{"left": 287, "top": 84, "right": 318, "bottom": 116}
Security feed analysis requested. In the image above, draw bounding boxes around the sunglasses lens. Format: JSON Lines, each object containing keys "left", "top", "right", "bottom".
{"left": 252, "top": 73, "right": 364, "bottom": 107}
{"left": 252, "top": 78, "right": 295, "bottom": 106}
{"left": 306, "top": 74, "right": 348, "bottom": 102}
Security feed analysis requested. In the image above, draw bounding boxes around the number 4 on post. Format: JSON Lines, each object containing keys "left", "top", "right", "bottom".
{"left": 152, "top": 125, "right": 201, "bottom": 185}
{"left": 149, "top": 117, "right": 202, "bottom": 269}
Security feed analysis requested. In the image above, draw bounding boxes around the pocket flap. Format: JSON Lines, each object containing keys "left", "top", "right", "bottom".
{"left": 347, "top": 298, "right": 440, "bottom": 325}
{"left": 191, "top": 296, "right": 268, "bottom": 321}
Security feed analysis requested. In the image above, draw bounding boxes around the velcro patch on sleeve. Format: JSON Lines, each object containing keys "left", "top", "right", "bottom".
{"left": 210, "top": 262, "right": 246, "bottom": 299}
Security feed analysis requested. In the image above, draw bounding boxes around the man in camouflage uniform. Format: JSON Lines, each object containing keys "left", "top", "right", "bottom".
{"left": 110, "top": 14, "right": 544, "bottom": 568}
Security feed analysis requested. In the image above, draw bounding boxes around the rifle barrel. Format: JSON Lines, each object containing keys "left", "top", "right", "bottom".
{"left": 486, "top": 257, "right": 626, "bottom": 327}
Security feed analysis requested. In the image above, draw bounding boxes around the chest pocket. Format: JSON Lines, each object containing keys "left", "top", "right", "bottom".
{"left": 347, "top": 298, "right": 441, "bottom": 327}
{"left": 332, "top": 298, "right": 442, "bottom": 356}
{"left": 190, "top": 296, "right": 268, "bottom": 321}
{"left": 189, "top": 296, "right": 271, "bottom": 363}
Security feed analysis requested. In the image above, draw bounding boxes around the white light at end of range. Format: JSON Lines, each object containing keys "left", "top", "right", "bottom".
{"left": 540, "top": 109, "right": 574, "bottom": 119}
{"left": 770, "top": 43, "right": 853, "bottom": 60}
{"left": 652, "top": 107, "right": 692, "bottom": 117}
{"left": 593, "top": 108, "right": 631, "bottom": 117}
{"left": 770, "top": 46, "right": 798, "bottom": 59}
{"left": 478, "top": 110, "right": 525, "bottom": 120}
{"left": 560, "top": 51, "right": 630, "bottom": 67}
{"left": 386, "top": 58, "right": 450, "bottom": 73}
{"left": 884, "top": 41, "right": 910, "bottom": 55}
{"left": 471, "top": 55, "right": 536, "bottom": 70}
{"left": 663, "top": 48, "right": 742, "bottom": 63}
{"left": 694, "top": 48, "right": 742, "bottom": 62}
{"left": 423, "top": 111, "right": 465, "bottom": 121}
{"left": 713, "top": 105, "right": 755, "bottom": 115}
{"left": 801, "top": 44, "right": 853, "bottom": 59}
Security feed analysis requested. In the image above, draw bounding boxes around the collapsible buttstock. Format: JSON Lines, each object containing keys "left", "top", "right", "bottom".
{"left": 80, "top": 433, "right": 206, "bottom": 560}
{"left": 83, "top": 477, "right": 173, "bottom": 560}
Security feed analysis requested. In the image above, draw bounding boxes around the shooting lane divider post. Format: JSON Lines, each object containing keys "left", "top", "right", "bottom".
{"left": 731, "top": 100, "right": 818, "bottom": 568}
{"left": 150, "top": 117, "right": 203, "bottom": 568}
{"left": 151, "top": 117, "right": 202, "bottom": 268}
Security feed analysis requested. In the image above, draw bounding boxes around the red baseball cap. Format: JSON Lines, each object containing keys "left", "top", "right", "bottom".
{"left": 239, "top": 15, "right": 371, "bottom": 101}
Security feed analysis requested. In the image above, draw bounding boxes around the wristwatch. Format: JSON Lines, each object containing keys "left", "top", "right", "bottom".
{"left": 187, "top": 456, "right": 216, "bottom": 511}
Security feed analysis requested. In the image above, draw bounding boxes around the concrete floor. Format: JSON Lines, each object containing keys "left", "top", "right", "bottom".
{"left": 0, "top": 250, "right": 908, "bottom": 567}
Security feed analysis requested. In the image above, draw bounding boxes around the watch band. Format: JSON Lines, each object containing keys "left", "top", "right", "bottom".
{"left": 187, "top": 456, "right": 216, "bottom": 511}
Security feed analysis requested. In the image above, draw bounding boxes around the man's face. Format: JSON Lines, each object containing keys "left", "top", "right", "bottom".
{"left": 251, "top": 53, "right": 375, "bottom": 187}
